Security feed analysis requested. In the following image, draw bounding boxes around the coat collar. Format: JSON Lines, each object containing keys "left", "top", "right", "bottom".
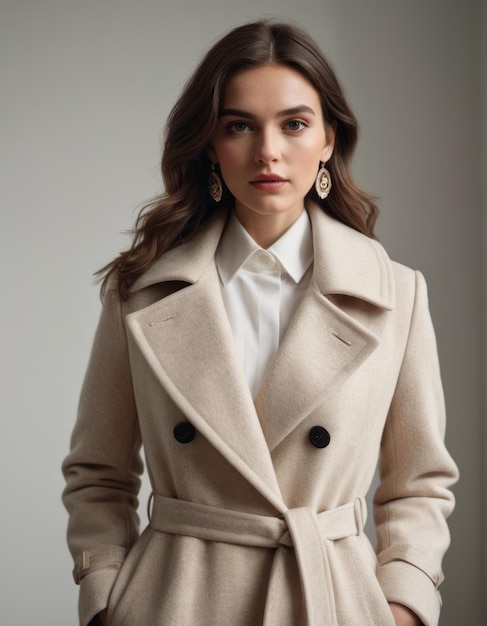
{"left": 130, "top": 209, "right": 229, "bottom": 293}
{"left": 306, "top": 202, "right": 395, "bottom": 310}
{"left": 130, "top": 203, "right": 395, "bottom": 311}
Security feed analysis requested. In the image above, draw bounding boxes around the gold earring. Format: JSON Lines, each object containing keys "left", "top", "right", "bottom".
{"left": 208, "top": 163, "right": 223, "bottom": 202}
{"left": 315, "top": 162, "right": 332, "bottom": 199}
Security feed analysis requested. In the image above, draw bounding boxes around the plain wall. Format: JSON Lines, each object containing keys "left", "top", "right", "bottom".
{"left": 1, "top": 1, "right": 484, "bottom": 624}
{"left": 483, "top": 0, "right": 487, "bottom": 619}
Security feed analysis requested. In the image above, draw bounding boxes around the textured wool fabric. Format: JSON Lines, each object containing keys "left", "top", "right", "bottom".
{"left": 62, "top": 203, "right": 458, "bottom": 626}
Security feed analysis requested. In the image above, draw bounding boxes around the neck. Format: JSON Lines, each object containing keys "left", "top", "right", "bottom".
{"left": 234, "top": 207, "right": 305, "bottom": 249}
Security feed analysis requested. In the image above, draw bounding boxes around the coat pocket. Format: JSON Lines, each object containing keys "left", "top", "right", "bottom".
{"left": 327, "top": 534, "right": 396, "bottom": 625}
{"left": 105, "top": 528, "right": 155, "bottom": 625}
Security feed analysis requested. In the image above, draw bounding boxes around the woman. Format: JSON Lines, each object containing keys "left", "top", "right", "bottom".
{"left": 62, "top": 19, "right": 458, "bottom": 626}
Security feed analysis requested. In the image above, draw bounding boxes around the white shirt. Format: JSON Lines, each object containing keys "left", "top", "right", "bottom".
{"left": 216, "top": 210, "right": 313, "bottom": 397}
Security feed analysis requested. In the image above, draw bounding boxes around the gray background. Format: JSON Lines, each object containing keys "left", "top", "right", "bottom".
{"left": 1, "top": 1, "right": 485, "bottom": 624}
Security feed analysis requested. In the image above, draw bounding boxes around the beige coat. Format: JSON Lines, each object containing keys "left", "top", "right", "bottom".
{"left": 63, "top": 203, "right": 458, "bottom": 626}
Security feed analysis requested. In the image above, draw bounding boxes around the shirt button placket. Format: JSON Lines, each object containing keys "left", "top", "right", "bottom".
{"left": 256, "top": 251, "right": 281, "bottom": 388}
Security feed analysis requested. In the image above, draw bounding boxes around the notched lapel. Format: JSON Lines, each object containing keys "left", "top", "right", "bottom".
{"left": 254, "top": 285, "right": 380, "bottom": 451}
{"left": 126, "top": 260, "right": 283, "bottom": 509}
{"left": 254, "top": 205, "right": 392, "bottom": 454}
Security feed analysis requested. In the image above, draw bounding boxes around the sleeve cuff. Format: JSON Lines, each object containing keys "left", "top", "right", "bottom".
{"left": 377, "top": 560, "right": 442, "bottom": 626}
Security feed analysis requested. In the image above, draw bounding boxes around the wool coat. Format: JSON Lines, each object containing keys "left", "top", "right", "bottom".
{"left": 62, "top": 203, "right": 458, "bottom": 626}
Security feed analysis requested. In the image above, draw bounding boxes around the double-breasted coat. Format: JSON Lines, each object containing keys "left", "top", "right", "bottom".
{"left": 62, "top": 203, "right": 458, "bottom": 626}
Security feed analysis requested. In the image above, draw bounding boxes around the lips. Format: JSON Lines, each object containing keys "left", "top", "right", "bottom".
{"left": 249, "top": 173, "right": 288, "bottom": 191}
{"left": 250, "top": 173, "right": 286, "bottom": 182}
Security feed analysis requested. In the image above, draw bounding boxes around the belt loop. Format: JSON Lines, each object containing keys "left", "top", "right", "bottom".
{"left": 353, "top": 497, "right": 366, "bottom": 535}
{"left": 147, "top": 491, "right": 154, "bottom": 522}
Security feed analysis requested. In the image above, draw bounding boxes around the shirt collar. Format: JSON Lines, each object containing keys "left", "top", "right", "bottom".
{"left": 216, "top": 209, "right": 313, "bottom": 286}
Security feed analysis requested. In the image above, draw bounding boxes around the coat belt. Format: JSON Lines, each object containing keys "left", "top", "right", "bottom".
{"left": 149, "top": 494, "right": 366, "bottom": 626}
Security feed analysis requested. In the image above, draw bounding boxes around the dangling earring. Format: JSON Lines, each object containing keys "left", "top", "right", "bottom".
{"left": 315, "top": 162, "right": 332, "bottom": 199}
{"left": 208, "top": 163, "right": 223, "bottom": 202}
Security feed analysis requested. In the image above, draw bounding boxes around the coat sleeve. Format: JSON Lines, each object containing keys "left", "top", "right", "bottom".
{"left": 62, "top": 286, "right": 143, "bottom": 626}
{"left": 374, "top": 271, "right": 459, "bottom": 626}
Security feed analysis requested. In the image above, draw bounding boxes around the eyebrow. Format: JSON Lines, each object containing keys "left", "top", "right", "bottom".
{"left": 219, "top": 105, "right": 316, "bottom": 119}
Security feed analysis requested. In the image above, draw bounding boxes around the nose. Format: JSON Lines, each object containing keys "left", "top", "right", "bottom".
{"left": 254, "top": 128, "right": 281, "bottom": 163}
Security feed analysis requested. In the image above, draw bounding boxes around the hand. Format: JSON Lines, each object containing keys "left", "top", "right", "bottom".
{"left": 388, "top": 603, "right": 421, "bottom": 626}
{"left": 96, "top": 609, "right": 108, "bottom": 626}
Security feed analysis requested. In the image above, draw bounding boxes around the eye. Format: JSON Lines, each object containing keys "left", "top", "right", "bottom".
{"left": 285, "top": 119, "right": 308, "bottom": 131}
{"left": 227, "top": 122, "right": 252, "bottom": 133}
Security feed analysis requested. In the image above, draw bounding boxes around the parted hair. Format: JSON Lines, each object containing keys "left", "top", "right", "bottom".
{"left": 98, "top": 19, "right": 378, "bottom": 299}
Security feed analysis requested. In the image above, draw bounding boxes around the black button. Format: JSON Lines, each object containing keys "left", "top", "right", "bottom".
{"left": 309, "top": 426, "right": 330, "bottom": 448}
{"left": 173, "top": 421, "right": 196, "bottom": 444}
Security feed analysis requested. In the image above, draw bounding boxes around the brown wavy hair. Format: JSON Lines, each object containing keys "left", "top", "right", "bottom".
{"left": 98, "top": 19, "right": 378, "bottom": 299}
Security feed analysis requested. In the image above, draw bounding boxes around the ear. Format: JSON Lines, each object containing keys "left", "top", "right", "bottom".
{"left": 207, "top": 145, "right": 217, "bottom": 164}
{"left": 320, "top": 121, "right": 336, "bottom": 163}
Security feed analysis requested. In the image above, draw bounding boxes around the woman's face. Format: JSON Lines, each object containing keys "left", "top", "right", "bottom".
{"left": 209, "top": 63, "right": 335, "bottom": 242}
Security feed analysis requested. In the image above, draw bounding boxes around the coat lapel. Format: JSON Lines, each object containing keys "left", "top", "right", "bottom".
{"left": 126, "top": 210, "right": 284, "bottom": 510}
{"left": 254, "top": 203, "right": 395, "bottom": 452}
{"left": 125, "top": 204, "right": 396, "bottom": 498}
